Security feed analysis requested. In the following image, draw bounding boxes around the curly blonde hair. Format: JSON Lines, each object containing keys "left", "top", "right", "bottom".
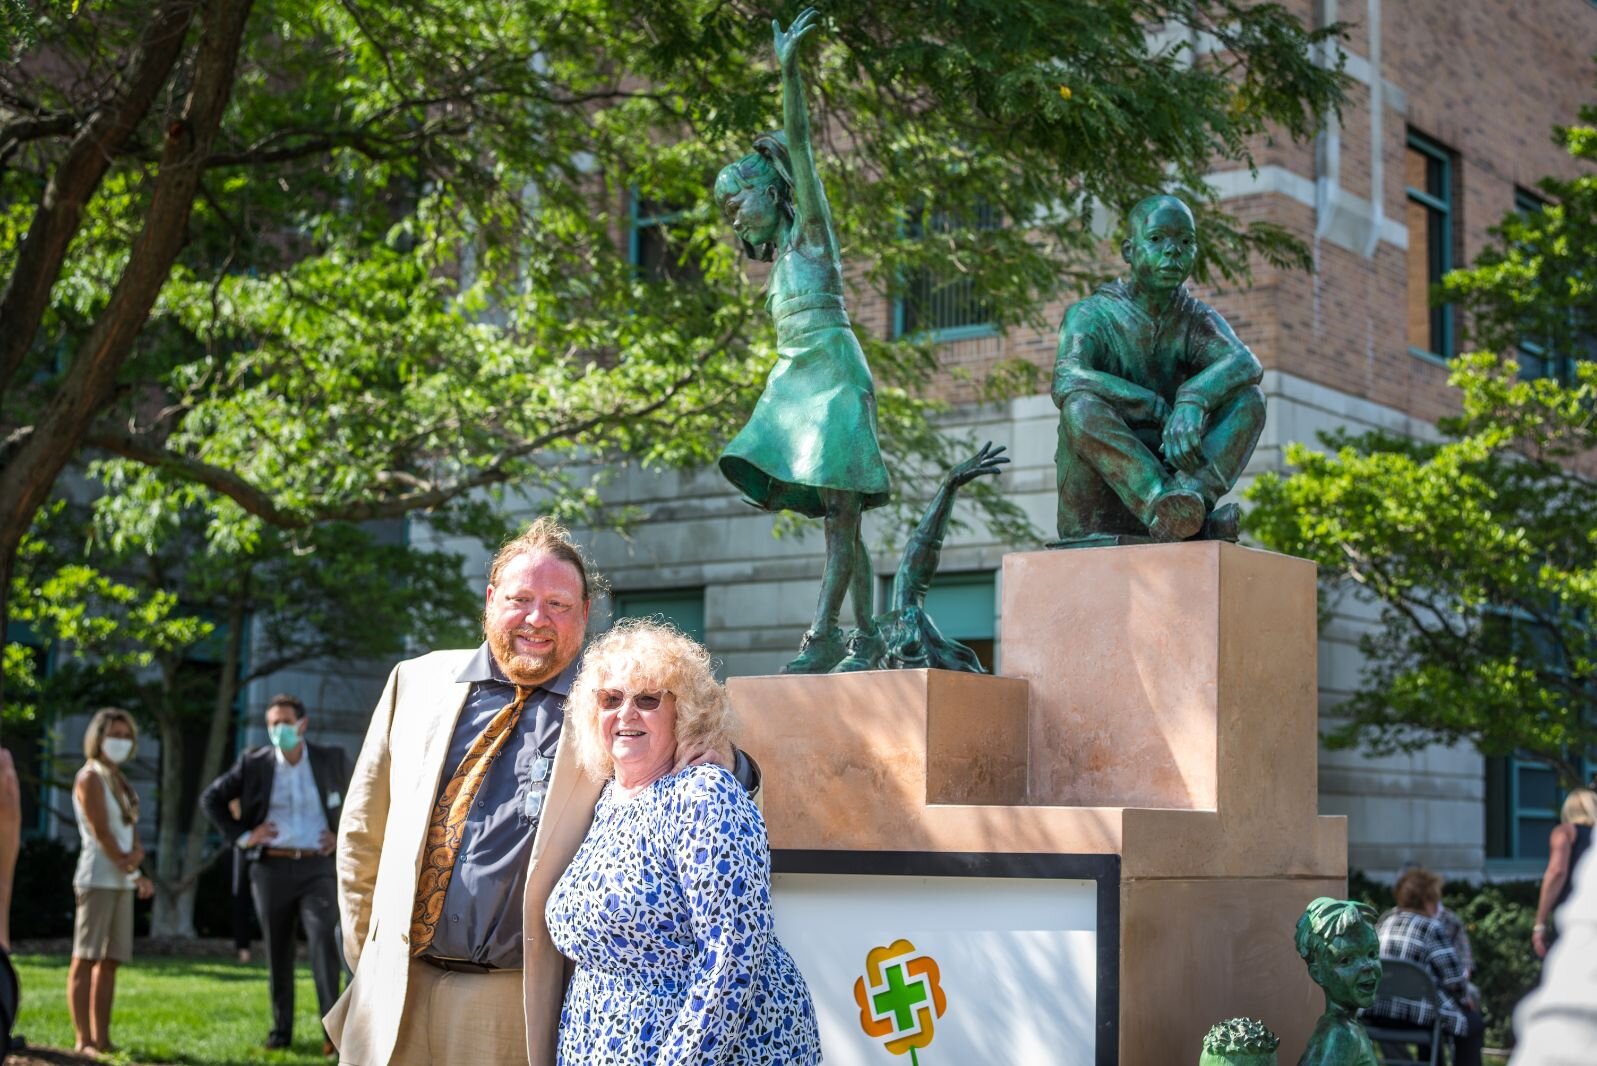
{"left": 568, "top": 619, "right": 731, "bottom": 782}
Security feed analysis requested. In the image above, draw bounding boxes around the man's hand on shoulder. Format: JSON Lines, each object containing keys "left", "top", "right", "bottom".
{"left": 673, "top": 743, "right": 761, "bottom": 796}
{"left": 674, "top": 739, "right": 735, "bottom": 774}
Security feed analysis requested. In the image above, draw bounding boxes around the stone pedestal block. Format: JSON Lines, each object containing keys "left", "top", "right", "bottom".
{"left": 730, "top": 542, "right": 1346, "bottom": 1065}
{"left": 1003, "top": 540, "right": 1320, "bottom": 818}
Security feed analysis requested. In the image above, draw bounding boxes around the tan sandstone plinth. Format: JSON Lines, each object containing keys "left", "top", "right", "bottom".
{"left": 730, "top": 542, "right": 1346, "bottom": 1065}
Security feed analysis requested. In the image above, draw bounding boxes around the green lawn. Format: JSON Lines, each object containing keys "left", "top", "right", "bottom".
{"left": 13, "top": 955, "right": 332, "bottom": 1066}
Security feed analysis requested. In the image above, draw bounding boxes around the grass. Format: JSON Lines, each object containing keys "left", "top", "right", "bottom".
{"left": 13, "top": 955, "right": 331, "bottom": 1066}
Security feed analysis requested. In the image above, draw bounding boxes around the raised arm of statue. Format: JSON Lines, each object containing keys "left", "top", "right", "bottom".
{"left": 774, "top": 8, "right": 835, "bottom": 257}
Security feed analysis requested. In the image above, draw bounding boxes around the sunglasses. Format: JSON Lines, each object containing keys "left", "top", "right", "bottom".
{"left": 597, "top": 690, "right": 669, "bottom": 711}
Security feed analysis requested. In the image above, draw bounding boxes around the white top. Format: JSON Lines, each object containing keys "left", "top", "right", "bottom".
{"left": 1513, "top": 847, "right": 1597, "bottom": 1063}
{"left": 72, "top": 763, "right": 137, "bottom": 890}
{"left": 262, "top": 746, "right": 328, "bottom": 850}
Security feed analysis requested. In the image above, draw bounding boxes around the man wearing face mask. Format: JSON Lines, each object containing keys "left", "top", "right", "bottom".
{"left": 202, "top": 694, "right": 352, "bottom": 1056}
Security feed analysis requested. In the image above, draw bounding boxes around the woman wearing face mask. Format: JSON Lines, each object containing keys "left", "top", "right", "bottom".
{"left": 69, "top": 707, "right": 153, "bottom": 1056}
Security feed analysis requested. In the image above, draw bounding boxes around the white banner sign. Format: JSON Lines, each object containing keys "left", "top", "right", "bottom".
{"left": 772, "top": 870, "right": 1102, "bottom": 1066}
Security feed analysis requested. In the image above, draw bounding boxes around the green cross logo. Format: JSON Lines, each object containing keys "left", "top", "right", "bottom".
{"left": 854, "top": 938, "right": 949, "bottom": 1062}
{"left": 872, "top": 961, "right": 931, "bottom": 1030}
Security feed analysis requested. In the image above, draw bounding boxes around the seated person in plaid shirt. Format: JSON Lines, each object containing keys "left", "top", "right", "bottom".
{"left": 1368, "top": 867, "right": 1485, "bottom": 1066}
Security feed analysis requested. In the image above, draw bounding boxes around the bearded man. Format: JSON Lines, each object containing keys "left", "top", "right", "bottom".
{"left": 325, "top": 518, "right": 757, "bottom": 1066}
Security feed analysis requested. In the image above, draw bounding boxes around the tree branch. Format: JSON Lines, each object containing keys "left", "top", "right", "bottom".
{"left": 0, "top": 111, "right": 79, "bottom": 169}
{"left": 0, "top": 0, "right": 198, "bottom": 394}
{"left": 0, "top": 0, "right": 257, "bottom": 573}
{"left": 84, "top": 425, "right": 308, "bottom": 527}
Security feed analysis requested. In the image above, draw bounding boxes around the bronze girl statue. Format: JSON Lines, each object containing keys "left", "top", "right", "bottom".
{"left": 714, "top": 8, "right": 891, "bottom": 674}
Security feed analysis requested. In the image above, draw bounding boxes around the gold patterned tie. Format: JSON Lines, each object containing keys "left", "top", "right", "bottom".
{"left": 410, "top": 685, "right": 531, "bottom": 955}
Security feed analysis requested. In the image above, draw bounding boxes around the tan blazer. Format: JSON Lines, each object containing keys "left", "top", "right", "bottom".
{"left": 324, "top": 650, "right": 604, "bottom": 1066}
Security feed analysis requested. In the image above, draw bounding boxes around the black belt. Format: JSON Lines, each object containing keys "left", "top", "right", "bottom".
{"left": 417, "top": 955, "right": 509, "bottom": 974}
{"left": 261, "top": 847, "right": 325, "bottom": 860}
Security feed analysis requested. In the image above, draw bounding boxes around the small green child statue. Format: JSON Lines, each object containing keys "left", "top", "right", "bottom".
{"left": 713, "top": 7, "right": 891, "bottom": 675}
{"left": 1200, "top": 1018, "right": 1280, "bottom": 1066}
{"left": 1295, "top": 897, "right": 1383, "bottom": 1066}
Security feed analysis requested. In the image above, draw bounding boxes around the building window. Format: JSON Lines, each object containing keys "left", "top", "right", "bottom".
{"left": 878, "top": 570, "right": 997, "bottom": 672}
{"left": 893, "top": 203, "right": 999, "bottom": 340}
{"left": 1486, "top": 756, "right": 1593, "bottom": 862}
{"left": 1512, "top": 188, "right": 1592, "bottom": 383}
{"left": 629, "top": 195, "right": 700, "bottom": 284}
{"left": 1405, "top": 132, "right": 1456, "bottom": 360}
{"left": 611, "top": 587, "right": 706, "bottom": 645}
{"left": 1483, "top": 606, "right": 1594, "bottom": 862}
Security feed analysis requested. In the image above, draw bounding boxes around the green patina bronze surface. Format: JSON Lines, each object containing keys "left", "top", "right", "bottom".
{"left": 1051, "top": 195, "right": 1265, "bottom": 548}
{"left": 1200, "top": 1018, "right": 1281, "bottom": 1066}
{"left": 714, "top": 8, "right": 889, "bottom": 674}
{"left": 1294, "top": 897, "right": 1382, "bottom": 1066}
{"left": 833, "top": 442, "right": 1008, "bottom": 674}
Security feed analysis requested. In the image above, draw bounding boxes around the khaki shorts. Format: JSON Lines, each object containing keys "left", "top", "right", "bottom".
{"left": 72, "top": 887, "right": 133, "bottom": 962}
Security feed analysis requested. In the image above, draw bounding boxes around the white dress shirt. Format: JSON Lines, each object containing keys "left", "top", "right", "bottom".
{"left": 250, "top": 746, "right": 329, "bottom": 850}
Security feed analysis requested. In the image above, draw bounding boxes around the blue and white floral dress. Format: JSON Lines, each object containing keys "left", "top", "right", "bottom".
{"left": 545, "top": 765, "right": 822, "bottom": 1065}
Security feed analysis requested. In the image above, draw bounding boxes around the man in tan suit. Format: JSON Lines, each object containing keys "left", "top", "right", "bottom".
{"left": 326, "top": 519, "right": 757, "bottom": 1065}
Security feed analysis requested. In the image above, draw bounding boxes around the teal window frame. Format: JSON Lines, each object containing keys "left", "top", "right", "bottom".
{"left": 628, "top": 193, "right": 696, "bottom": 282}
{"left": 1487, "top": 754, "right": 1595, "bottom": 865}
{"left": 1512, "top": 187, "right": 1589, "bottom": 384}
{"left": 892, "top": 203, "right": 1001, "bottom": 342}
{"left": 1482, "top": 603, "right": 1595, "bottom": 864}
{"left": 611, "top": 587, "right": 707, "bottom": 645}
{"left": 1406, "top": 131, "right": 1456, "bottom": 362}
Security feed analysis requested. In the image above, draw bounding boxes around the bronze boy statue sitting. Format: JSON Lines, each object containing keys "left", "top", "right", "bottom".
{"left": 1052, "top": 195, "right": 1265, "bottom": 547}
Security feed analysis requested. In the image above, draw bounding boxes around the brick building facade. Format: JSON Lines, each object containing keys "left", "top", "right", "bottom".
{"left": 66, "top": 0, "right": 1577, "bottom": 885}
{"left": 398, "top": 0, "right": 1597, "bottom": 881}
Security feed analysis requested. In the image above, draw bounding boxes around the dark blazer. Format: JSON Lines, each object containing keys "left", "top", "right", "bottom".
{"left": 201, "top": 741, "right": 353, "bottom": 861}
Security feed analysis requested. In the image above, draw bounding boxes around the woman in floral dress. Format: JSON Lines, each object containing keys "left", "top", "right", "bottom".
{"left": 545, "top": 620, "right": 821, "bottom": 1065}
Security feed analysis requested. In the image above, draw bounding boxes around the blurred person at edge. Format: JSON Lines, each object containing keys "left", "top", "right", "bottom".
{"left": 1531, "top": 787, "right": 1596, "bottom": 960}
{"left": 1366, "top": 866, "right": 1485, "bottom": 1066}
{"left": 69, "top": 708, "right": 153, "bottom": 1056}
{"left": 201, "top": 694, "right": 351, "bottom": 1056}
{"left": 1, "top": 746, "right": 23, "bottom": 1050}
{"left": 1513, "top": 847, "right": 1597, "bottom": 1063}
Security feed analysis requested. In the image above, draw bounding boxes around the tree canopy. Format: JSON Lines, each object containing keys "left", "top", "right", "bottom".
{"left": 1245, "top": 101, "right": 1597, "bottom": 786}
{"left": 1, "top": 0, "right": 1348, "bottom": 707}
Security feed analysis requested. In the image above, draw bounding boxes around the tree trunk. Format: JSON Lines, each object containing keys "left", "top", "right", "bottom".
{"left": 149, "top": 658, "right": 194, "bottom": 938}
{"left": 0, "top": 0, "right": 199, "bottom": 392}
{"left": 0, "top": 0, "right": 256, "bottom": 696}
{"left": 149, "top": 587, "right": 248, "bottom": 938}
